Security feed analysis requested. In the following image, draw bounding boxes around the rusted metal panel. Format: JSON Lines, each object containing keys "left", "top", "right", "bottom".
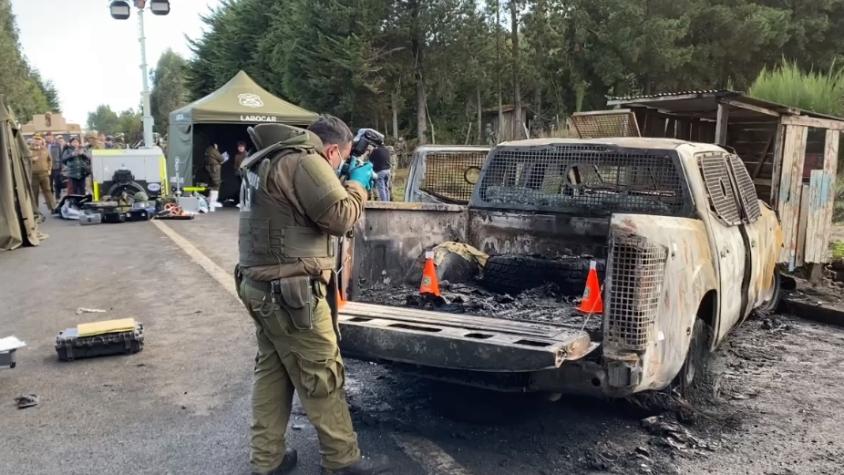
{"left": 677, "top": 145, "right": 779, "bottom": 337}
{"left": 777, "top": 125, "right": 808, "bottom": 268}
{"left": 471, "top": 141, "right": 693, "bottom": 218}
{"left": 690, "top": 151, "right": 748, "bottom": 343}
{"left": 467, "top": 209, "right": 609, "bottom": 257}
{"left": 744, "top": 204, "right": 783, "bottom": 313}
{"left": 404, "top": 146, "right": 490, "bottom": 204}
{"left": 604, "top": 213, "right": 718, "bottom": 392}
{"left": 604, "top": 234, "right": 668, "bottom": 351}
{"left": 570, "top": 109, "right": 641, "bottom": 138}
{"left": 729, "top": 154, "right": 762, "bottom": 222}
{"left": 699, "top": 153, "right": 742, "bottom": 225}
{"left": 351, "top": 203, "right": 468, "bottom": 292}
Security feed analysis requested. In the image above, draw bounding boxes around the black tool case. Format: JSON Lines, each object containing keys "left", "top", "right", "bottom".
{"left": 55, "top": 324, "right": 144, "bottom": 361}
{"left": 0, "top": 350, "right": 16, "bottom": 368}
{"left": 125, "top": 209, "right": 150, "bottom": 222}
{"left": 101, "top": 211, "right": 127, "bottom": 224}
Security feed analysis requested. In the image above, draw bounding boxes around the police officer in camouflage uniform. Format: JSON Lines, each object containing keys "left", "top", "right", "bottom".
{"left": 236, "top": 115, "right": 390, "bottom": 475}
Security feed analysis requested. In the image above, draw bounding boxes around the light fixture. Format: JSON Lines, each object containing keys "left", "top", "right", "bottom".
{"left": 150, "top": 0, "right": 170, "bottom": 15}
{"left": 109, "top": 0, "right": 131, "bottom": 20}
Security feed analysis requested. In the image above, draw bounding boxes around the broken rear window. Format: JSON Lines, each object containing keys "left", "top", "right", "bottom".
{"left": 473, "top": 144, "right": 690, "bottom": 216}
{"left": 419, "top": 150, "right": 488, "bottom": 204}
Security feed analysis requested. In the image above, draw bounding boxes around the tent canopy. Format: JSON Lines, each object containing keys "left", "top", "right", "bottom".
{"left": 0, "top": 95, "right": 40, "bottom": 250}
{"left": 170, "top": 70, "right": 318, "bottom": 125}
{"left": 167, "top": 71, "right": 318, "bottom": 187}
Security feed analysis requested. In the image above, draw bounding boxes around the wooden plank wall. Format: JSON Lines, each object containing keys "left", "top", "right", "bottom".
{"left": 776, "top": 125, "right": 808, "bottom": 268}
{"left": 804, "top": 130, "right": 840, "bottom": 263}
{"left": 796, "top": 183, "right": 810, "bottom": 267}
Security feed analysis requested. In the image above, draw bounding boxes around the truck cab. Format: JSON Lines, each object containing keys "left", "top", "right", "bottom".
{"left": 338, "top": 138, "right": 782, "bottom": 397}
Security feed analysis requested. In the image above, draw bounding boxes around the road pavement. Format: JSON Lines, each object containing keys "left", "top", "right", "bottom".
{"left": 1, "top": 209, "right": 842, "bottom": 474}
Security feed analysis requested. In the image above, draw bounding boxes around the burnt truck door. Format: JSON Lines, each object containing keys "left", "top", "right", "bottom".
{"left": 698, "top": 152, "right": 750, "bottom": 343}
{"left": 726, "top": 154, "right": 774, "bottom": 317}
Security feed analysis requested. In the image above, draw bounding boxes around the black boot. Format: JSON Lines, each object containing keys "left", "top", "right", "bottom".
{"left": 252, "top": 448, "right": 298, "bottom": 475}
{"left": 321, "top": 454, "right": 392, "bottom": 475}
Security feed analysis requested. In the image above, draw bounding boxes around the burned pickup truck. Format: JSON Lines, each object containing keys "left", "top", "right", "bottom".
{"left": 337, "top": 138, "right": 782, "bottom": 397}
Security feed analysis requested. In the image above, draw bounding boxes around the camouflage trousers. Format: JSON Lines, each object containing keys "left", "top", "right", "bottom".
{"left": 238, "top": 277, "right": 361, "bottom": 473}
{"left": 31, "top": 172, "right": 56, "bottom": 212}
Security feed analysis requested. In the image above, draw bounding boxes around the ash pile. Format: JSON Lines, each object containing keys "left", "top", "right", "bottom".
{"left": 356, "top": 242, "right": 604, "bottom": 338}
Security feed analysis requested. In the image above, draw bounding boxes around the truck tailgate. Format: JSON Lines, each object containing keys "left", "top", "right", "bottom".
{"left": 339, "top": 302, "right": 598, "bottom": 372}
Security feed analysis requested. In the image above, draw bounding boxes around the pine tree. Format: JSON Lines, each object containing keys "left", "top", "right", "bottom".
{"left": 150, "top": 49, "right": 188, "bottom": 133}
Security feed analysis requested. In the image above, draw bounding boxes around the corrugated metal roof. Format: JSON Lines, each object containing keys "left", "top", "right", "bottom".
{"left": 607, "top": 89, "right": 735, "bottom": 102}
{"left": 607, "top": 89, "right": 844, "bottom": 121}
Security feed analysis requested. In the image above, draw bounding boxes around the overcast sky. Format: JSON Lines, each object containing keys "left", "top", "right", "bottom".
{"left": 12, "top": 0, "right": 222, "bottom": 127}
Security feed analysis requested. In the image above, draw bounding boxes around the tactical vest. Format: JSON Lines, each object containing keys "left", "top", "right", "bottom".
{"left": 238, "top": 146, "right": 336, "bottom": 269}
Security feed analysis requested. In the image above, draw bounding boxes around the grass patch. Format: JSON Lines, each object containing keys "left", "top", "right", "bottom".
{"left": 835, "top": 178, "right": 844, "bottom": 223}
{"left": 831, "top": 241, "right": 844, "bottom": 260}
{"left": 391, "top": 167, "right": 408, "bottom": 202}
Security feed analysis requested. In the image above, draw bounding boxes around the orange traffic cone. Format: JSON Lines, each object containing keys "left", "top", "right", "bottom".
{"left": 419, "top": 251, "right": 441, "bottom": 297}
{"left": 335, "top": 286, "right": 347, "bottom": 310}
{"left": 577, "top": 260, "right": 603, "bottom": 314}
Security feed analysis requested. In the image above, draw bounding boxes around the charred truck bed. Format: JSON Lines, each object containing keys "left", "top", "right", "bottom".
{"left": 339, "top": 138, "right": 782, "bottom": 397}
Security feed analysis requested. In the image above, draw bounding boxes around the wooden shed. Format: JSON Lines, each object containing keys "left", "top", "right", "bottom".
{"left": 483, "top": 104, "right": 533, "bottom": 142}
{"left": 20, "top": 111, "right": 82, "bottom": 139}
{"left": 579, "top": 90, "right": 842, "bottom": 272}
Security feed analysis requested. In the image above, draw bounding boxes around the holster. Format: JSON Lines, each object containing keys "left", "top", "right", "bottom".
{"left": 270, "top": 276, "right": 314, "bottom": 331}
{"left": 233, "top": 264, "right": 244, "bottom": 301}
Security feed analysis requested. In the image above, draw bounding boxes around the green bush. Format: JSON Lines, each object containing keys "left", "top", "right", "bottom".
{"left": 835, "top": 178, "right": 844, "bottom": 223}
{"left": 748, "top": 60, "right": 844, "bottom": 117}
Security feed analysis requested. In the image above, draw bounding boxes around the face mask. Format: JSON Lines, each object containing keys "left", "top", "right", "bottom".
{"left": 327, "top": 147, "right": 342, "bottom": 175}
{"left": 336, "top": 155, "right": 345, "bottom": 176}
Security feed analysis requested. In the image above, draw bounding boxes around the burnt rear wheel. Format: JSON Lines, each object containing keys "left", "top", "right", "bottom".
{"left": 671, "top": 318, "right": 712, "bottom": 399}
{"left": 757, "top": 271, "right": 783, "bottom": 314}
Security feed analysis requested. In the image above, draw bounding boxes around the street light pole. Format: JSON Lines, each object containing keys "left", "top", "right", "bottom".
{"left": 110, "top": 0, "right": 169, "bottom": 148}
{"left": 137, "top": 6, "right": 154, "bottom": 148}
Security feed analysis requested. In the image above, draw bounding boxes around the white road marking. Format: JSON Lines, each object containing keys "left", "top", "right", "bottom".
{"left": 154, "top": 218, "right": 473, "bottom": 475}
{"left": 393, "top": 434, "right": 473, "bottom": 475}
{"left": 151, "top": 219, "right": 238, "bottom": 299}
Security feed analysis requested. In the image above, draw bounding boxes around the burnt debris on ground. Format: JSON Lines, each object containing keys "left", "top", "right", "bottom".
{"left": 358, "top": 281, "right": 604, "bottom": 338}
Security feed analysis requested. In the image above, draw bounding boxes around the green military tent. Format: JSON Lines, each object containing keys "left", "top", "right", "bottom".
{"left": 167, "top": 70, "right": 318, "bottom": 196}
{"left": 0, "top": 95, "right": 41, "bottom": 251}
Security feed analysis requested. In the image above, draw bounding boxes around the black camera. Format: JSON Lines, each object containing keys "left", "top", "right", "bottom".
{"left": 350, "top": 128, "right": 385, "bottom": 158}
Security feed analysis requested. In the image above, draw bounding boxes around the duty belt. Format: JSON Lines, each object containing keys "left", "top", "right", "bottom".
{"left": 242, "top": 275, "right": 322, "bottom": 298}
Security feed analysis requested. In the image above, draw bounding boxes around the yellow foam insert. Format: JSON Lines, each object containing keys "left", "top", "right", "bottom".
{"left": 77, "top": 318, "right": 137, "bottom": 337}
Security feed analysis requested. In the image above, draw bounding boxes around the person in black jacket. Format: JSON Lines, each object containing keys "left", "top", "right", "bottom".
{"left": 61, "top": 136, "right": 91, "bottom": 196}
{"left": 370, "top": 146, "right": 392, "bottom": 201}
